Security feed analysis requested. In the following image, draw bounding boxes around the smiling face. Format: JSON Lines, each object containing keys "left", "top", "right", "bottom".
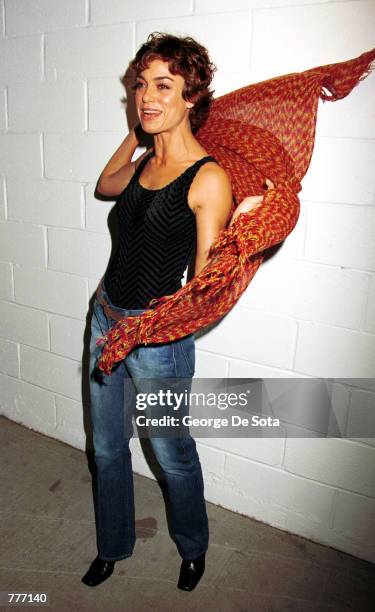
{"left": 133, "top": 58, "right": 194, "bottom": 134}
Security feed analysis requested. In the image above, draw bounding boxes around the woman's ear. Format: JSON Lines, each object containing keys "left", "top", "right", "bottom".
{"left": 185, "top": 93, "right": 197, "bottom": 110}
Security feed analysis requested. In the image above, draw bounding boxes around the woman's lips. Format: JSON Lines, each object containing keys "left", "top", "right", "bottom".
{"left": 141, "top": 110, "right": 162, "bottom": 121}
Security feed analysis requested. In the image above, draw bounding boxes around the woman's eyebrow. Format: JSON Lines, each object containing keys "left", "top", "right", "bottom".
{"left": 136, "top": 75, "right": 175, "bottom": 82}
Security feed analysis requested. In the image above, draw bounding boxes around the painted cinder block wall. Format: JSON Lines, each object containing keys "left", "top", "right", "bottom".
{"left": 0, "top": 0, "right": 374, "bottom": 563}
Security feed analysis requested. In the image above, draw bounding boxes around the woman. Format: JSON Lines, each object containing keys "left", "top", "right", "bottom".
{"left": 82, "top": 32, "right": 271, "bottom": 592}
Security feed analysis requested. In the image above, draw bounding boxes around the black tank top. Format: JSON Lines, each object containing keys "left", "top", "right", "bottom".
{"left": 103, "top": 149, "right": 217, "bottom": 309}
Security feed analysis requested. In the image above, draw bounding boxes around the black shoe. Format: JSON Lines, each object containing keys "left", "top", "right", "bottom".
{"left": 81, "top": 556, "right": 115, "bottom": 587}
{"left": 177, "top": 552, "right": 205, "bottom": 591}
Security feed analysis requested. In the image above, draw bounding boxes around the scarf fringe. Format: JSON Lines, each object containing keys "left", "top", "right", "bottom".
{"left": 320, "top": 48, "right": 375, "bottom": 101}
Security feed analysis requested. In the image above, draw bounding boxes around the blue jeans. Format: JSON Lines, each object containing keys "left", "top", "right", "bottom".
{"left": 89, "top": 281, "right": 209, "bottom": 561}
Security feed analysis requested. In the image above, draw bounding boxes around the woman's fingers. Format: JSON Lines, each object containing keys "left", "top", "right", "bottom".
{"left": 229, "top": 193, "right": 266, "bottom": 226}
{"left": 239, "top": 195, "right": 264, "bottom": 209}
{"left": 264, "top": 178, "right": 275, "bottom": 190}
{"left": 229, "top": 181, "right": 276, "bottom": 226}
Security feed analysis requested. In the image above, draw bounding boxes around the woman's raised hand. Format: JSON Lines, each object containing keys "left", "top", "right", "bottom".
{"left": 228, "top": 178, "right": 275, "bottom": 226}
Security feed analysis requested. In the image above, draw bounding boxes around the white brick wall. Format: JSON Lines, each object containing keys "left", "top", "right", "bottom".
{"left": 0, "top": 0, "right": 374, "bottom": 565}
{"left": 136, "top": 12, "right": 252, "bottom": 73}
{"left": 85, "top": 183, "right": 114, "bottom": 231}
{"left": 0, "top": 221, "right": 46, "bottom": 266}
{"left": 0, "top": 301, "right": 49, "bottom": 349}
{"left": 0, "top": 337, "right": 19, "bottom": 377}
{"left": 20, "top": 344, "right": 82, "bottom": 400}
{"left": 251, "top": 1, "right": 375, "bottom": 73}
{"left": 301, "top": 138, "right": 375, "bottom": 205}
{"left": 295, "top": 322, "right": 375, "bottom": 377}
{"left": 43, "top": 133, "right": 123, "bottom": 182}
{"left": 0, "top": 134, "right": 42, "bottom": 177}
{"left": 0, "top": 35, "right": 42, "bottom": 84}
{"left": 5, "top": 1, "right": 86, "bottom": 36}
{"left": 7, "top": 178, "right": 83, "bottom": 228}
{"left": 13, "top": 267, "right": 88, "bottom": 318}
{"left": 0, "top": 89, "right": 6, "bottom": 132}
{"left": 0, "top": 262, "right": 13, "bottom": 299}
{"left": 91, "top": 0, "right": 194, "bottom": 24}
{"left": 8, "top": 81, "right": 86, "bottom": 132}
{"left": 365, "top": 275, "right": 375, "bottom": 332}
{"left": 45, "top": 23, "right": 133, "bottom": 80}
{"left": 196, "top": 301, "right": 298, "bottom": 369}
{"left": 0, "top": 373, "right": 56, "bottom": 434}
{"left": 47, "top": 227, "right": 111, "bottom": 278}
{"left": 49, "top": 314, "right": 86, "bottom": 361}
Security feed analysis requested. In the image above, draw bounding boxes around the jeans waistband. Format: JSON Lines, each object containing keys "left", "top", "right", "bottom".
{"left": 96, "top": 277, "right": 148, "bottom": 321}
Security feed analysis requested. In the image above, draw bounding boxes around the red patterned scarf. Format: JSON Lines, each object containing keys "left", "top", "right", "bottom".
{"left": 96, "top": 48, "right": 375, "bottom": 375}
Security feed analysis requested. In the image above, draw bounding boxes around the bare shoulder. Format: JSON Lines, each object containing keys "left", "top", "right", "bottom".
{"left": 194, "top": 160, "right": 231, "bottom": 190}
{"left": 189, "top": 160, "right": 232, "bottom": 213}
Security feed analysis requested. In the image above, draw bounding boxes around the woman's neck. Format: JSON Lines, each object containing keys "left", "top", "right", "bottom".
{"left": 151, "top": 124, "right": 204, "bottom": 166}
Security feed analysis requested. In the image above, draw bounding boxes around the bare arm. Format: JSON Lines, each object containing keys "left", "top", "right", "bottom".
{"left": 96, "top": 125, "right": 150, "bottom": 197}
{"left": 190, "top": 164, "right": 233, "bottom": 276}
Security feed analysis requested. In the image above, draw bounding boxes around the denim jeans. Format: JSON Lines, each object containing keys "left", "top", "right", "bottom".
{"left": 89, "top": 280, "right": 209, "bottom": 561}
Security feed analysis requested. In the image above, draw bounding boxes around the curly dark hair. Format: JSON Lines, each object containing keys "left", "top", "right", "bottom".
{"left": 129, "top": 32, "right": 216, "bottom": 134}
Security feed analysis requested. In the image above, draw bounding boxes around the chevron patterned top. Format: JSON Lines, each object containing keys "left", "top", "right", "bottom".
{"left": 103, "top": 149, "right": 217, "bottom": 309}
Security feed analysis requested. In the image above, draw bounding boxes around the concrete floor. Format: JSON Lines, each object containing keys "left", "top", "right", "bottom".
{"left": 1, "top": 415, "right": 374, "bottom": 612}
